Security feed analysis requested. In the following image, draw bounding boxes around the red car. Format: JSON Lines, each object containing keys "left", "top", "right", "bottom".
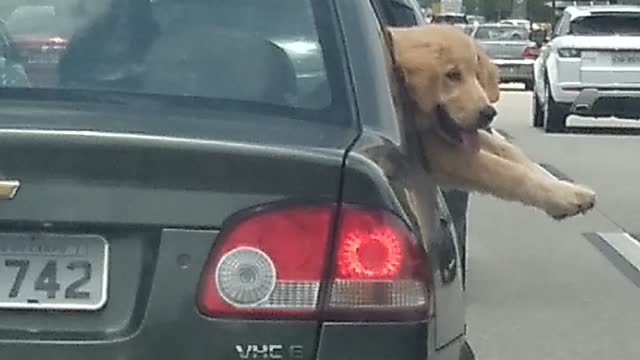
{"left": 4, "top": 5, "right": 71, "bottom": 87}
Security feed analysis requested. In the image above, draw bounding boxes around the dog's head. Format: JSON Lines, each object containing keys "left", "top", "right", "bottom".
{"left": 387, "top": 25, "right": 500, "bottom": 152}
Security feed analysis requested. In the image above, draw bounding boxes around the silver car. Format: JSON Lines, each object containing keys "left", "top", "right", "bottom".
{"left": 472, "top": 23, "right": 539, "bottom": 90}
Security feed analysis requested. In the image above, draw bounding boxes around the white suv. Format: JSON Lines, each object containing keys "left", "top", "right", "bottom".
{"left": 532, "top": 5, "right": 640, "bottom": 132}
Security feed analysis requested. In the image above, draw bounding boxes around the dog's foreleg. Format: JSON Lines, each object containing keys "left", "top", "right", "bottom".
{"left": 428, "top": 147, "right": 596, "bottom": 220}
{"left": 478, "top": 130, "right": 539, "bottom": 170}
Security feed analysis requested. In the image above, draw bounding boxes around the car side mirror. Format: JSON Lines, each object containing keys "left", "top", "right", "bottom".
{"left": 529, "top": 29, "right": 547, "bottom": 47}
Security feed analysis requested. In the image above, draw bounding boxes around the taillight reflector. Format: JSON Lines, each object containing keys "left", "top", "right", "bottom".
{"left": 197, "top": 204, "right": 432, "bottom": 321}
{"left": 523, "top": 46, "right": 540, "bottom": 60}
{"left": 198, "top": 207, "right": 333, "bottom": 318}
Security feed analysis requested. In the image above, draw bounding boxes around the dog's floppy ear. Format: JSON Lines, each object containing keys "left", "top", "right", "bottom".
{"left": 475, "top": 43, "right": 500, "bottom": 103}
{"left": 385, "top": 27, "right": 411, "bottom": 80}
{"left": 385, "top": 27, "right": 440, "bottom": 71}
{"left": 384, "top": 27, "right": 442, "bottom": 115}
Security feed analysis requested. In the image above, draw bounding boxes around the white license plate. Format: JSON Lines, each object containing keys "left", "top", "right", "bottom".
{"left": 612, "top": 52, "right": 640, "bottom": 65}
{"left": 0, "top": 233, "right": 109, "bottom": 311}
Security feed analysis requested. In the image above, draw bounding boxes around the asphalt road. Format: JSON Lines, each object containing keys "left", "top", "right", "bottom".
{"left": 465, "top": 85, "right": 640, "bottom": 360}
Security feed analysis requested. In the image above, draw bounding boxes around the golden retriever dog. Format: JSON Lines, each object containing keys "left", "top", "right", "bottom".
{"left": 387, "top": 24, "right": 596, "bottom": 220}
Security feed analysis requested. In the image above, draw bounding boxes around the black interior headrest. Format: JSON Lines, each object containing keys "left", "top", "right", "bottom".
{"left": 142, "top": 28, "right": 298, "bottom": 106}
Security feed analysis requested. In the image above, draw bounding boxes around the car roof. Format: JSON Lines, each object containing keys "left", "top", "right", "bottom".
{"left": 565, "top": 4, "right": 640, "bottom": 19}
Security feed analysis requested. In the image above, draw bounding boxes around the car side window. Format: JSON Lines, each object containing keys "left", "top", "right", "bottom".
{"left": 372, "top": 0, "right": 421, "bottom": 27}
{"left": 388, "top": 0, "right": 420, "bottom": 26}
{"left": 368, "top": 1, "right": 415, "bottom": 141}
{"left": 552, "top": 15, "right": 563, "bottom": 36}
{"left": 553, "top": 13, "right": 570, "bottom": 37}
{"left": 560, "top": 16, "right": 572, "bottom": 36}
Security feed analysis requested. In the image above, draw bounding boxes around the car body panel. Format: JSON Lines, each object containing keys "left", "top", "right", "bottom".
{"left": 479, "top": 40, "right": 533, "bottom": 60}
{"left": 492, "top": 58, "right": 535, "bottom": 82}
{"left": 317, "top": 322, "right": 430, "bottom": 360}
{"left": 0, "top": 228, "right": 321, "bottom": 360}
{"left": 0, "top": 102, "right": 351, "bottom": 359}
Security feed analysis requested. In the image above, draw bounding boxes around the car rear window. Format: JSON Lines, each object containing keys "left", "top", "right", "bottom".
{"left": 5, "top": 5, "right": 74, "bottom": 38}
{"left": 474, "top": 26, "right": 529, "bottom": 41}
{"left": 432, "top": 15, "right": 468, "bottom": 24}
{"left": 570, "top": 14, "right": 640, "bottom": 36}
{"left": 0, "top": 0, "right": 350, "bottom": 125}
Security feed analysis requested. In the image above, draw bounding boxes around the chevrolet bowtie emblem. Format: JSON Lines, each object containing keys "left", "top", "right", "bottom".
{"left": 0, "top": 180, "right": 20, "bottom": 200}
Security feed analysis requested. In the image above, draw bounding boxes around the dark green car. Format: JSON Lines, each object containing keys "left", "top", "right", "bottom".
{"left": 0, "top": 0, "right": 470, "bottom": 359}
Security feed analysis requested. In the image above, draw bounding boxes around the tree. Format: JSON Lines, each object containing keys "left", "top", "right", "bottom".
{"left": 527, "top": 0, "right": 554, "bottom": 22}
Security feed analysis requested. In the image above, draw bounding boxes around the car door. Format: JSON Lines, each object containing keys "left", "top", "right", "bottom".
{"left": 368, "top": 0, "right": 466, "bottom": 349}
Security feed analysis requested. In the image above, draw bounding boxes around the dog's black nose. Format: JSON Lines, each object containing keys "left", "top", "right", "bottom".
{"left": 478, "top": 105, "right": 497, "bottom": 128}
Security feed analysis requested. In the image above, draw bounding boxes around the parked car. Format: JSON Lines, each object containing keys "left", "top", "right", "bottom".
{"left": 0, "top": 18, "right": 30, "bottom": 87}
{"left": 472, "top": 23, "right": 540, "bottom": 90}
{"left": 0, "top": 1, "right": 469, "bottom": 360}
{"left": 533, "top": 5, "right": 640, "bottom": 132}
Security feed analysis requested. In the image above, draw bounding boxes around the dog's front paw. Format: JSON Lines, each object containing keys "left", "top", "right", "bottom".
{"left": 545, "top": 181, "right": 596, "bottom": 220}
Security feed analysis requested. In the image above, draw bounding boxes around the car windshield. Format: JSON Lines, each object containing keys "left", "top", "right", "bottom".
{"left": 570, "top": 14, "right": 640, "bottom": 36}
{"left": 0, "top": 0, "right": 347, "bottom": 124}
{"left": 474, "top": 25, "right": 529, "bottom": 40}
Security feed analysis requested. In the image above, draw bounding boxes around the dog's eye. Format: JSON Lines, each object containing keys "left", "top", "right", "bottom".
{"left": 446, "top": 69, "right": 462, "bottom": 82}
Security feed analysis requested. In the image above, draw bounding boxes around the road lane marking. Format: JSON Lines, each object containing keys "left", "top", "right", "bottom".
{"left": 491, "top": 128, "right": 515, "bottom": 141}
{"left": 535, "top": 164, "right": 557, "bottom": 180}
{"left": 598, "top": 233, "right": 640, "bottom": 272}
{"left": 491, "top": 128, "right": 506, "bottom": 141}
{"left": 536, "top": 163, "right": 574, "bottom": 182}
{"left": 584, "top": 232, "right": 640, "bottom": 287}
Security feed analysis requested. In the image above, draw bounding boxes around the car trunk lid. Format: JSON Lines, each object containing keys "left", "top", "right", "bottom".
{"left": 575, "top": 36, "right": 640, "bottom": 85}
{"left": 0, "top": 99, "right": 355, "bottom": 352}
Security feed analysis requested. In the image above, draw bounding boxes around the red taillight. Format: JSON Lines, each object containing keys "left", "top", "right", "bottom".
{"left": 325, "top": 207, "right": 430, "bottom": 321}
{"left": 197, "top": 204, "right": 432, "bottom": 322}
{"left": 198, "top": 206, "right": 334, "bottom": 319}
{"left": 337, "top": 225, "right": 403, "bottom": 279}
{"left": 523, "top": 46, "right": 540, "bottom": 60}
